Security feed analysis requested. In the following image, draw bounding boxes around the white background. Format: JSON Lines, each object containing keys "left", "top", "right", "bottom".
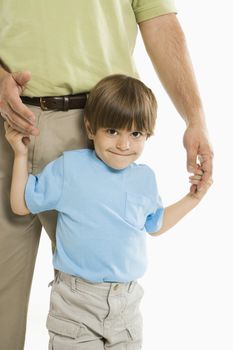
{"left": 25, "top": 1, "right": 233, "bottom": 349}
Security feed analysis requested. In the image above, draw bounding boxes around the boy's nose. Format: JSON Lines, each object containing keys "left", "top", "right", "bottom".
{"left": 116, "top": 137, "right": 130, "bottom": 151}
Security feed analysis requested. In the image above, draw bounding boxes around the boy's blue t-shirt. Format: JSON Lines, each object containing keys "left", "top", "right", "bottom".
{"left": 25, "top": 149, "right": 164, "bottom": 282}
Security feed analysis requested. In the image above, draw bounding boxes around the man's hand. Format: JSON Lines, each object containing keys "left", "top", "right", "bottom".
{"left": 188, "top": 164, "right": 213, "bottom": 200}
{"left": 0, "top": 70, "right": 39, "bottom": 136}
{"left": 183, "top": 123, "right": 213, "bottom": 193}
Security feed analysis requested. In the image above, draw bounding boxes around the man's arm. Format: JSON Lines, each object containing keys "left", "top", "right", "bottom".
{"left": 139, "top": 14, "right": 213, "bottom": 190}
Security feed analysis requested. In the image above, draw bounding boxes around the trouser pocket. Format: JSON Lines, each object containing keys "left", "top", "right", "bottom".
{"left": 47, "top": 314, "right": 83, "bottom": 350}
{"left": 47, "top": 314, "right": 104, "bottom": 349}
{"left": 126, "top": 324, "right": 143, "bottom": 349}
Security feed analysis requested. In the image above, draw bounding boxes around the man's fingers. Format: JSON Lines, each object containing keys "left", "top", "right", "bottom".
{"left": 183, "top": 124, "right": 213, "bottom": 193}
{"left": 2, "top": 100, "right": 39, "bottom": 136}
{"left": 5, "top": 121, "right": 29, "bottom": 140}
{"left": 0, "top": 70, "right": 39, "bottom": 135}
{"left": 8, "top": 96, "right": 35, "bottom": 124}
{"left": 5, "top": 118, "right": 27, "bottom": 136}
{"left": 8, "top": 119, "right": 39, "bottom": 136}
{"left": 194, "top": 168, "right": 204, "bottom": 176}
{"left": 197, "top": 169, "right": 211, "bottom": 190}
{"left": 3, "top": 121, "right": 13, "bottom": 136}
{"left": 187, "top": 149, "right": 198, "bottom": 173}
{"left": 1, "top": 94, "right": 37, "bottom": 132}
{"left": 197, "top": 153, "right": 213, "bottom": 190}
{"left": 4, "top": 121, "right": 16, "bottom": 133}
{"left": 4, "top": 111, "right": 39, "bottom": 136}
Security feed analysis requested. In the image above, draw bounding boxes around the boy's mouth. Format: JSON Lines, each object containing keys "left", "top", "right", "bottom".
{"left": 107, "top": 150, "right": 135, "bottom": 157}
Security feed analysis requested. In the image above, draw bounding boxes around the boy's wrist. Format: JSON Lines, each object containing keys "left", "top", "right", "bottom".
{"left": 14, "top": 151, "right": 28, "bottom": 159}
{"left": 186, "top": 192, "right": 202, "bottom": 203}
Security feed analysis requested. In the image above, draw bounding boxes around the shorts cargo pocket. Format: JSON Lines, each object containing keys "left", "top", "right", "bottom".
{"left": 125, "top": 192, "right": 150, "bottom": 230}
{"left": 46, "top": 314, "right": 83, "bottom": 350}
{"left": 107, "top": 324, "right": 142, "bottom": 349}
{"left": 126, "top": 323, "right": 143, "bottom": 349}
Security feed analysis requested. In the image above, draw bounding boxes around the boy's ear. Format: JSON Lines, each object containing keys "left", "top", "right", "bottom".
{"left": 84, "top": 118, "right": 94, "bottom": 140}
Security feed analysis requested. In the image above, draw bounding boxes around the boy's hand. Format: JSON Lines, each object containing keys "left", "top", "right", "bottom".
{"left": 188, "top": 164, "right": 213, "bottom": 200}
{"left": 4, "top": 121, "right": 30, "bottom": 156}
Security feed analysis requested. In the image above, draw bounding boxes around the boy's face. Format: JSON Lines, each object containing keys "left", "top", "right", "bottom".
{"left": 85, "top": 122, "right": 147, "bottom": 170}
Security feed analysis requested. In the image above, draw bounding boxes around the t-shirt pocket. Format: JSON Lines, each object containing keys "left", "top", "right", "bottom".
{"left": 125, "top": 192, "right": 151, "bottom": 230}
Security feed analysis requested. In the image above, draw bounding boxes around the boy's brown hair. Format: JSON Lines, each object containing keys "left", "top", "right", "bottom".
{"left": 84, "top": 74, "right": 157, "bottom": 137}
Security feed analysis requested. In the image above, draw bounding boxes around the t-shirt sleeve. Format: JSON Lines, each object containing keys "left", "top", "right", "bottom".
{"left": 25, "top": 155, "right": 64, "bottom": 214}
{"left": 132, "top": 0, "right": 177, "bottom": 23}
{"left": 145, "top": 195, "right": 164, "bottom": 233}
{"left": 144, "top": 169, "right": 164, "bottom": 233}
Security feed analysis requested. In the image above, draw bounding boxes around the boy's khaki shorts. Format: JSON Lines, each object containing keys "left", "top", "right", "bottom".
{"left": 47, "top": 271, "right": 143, "bottom": 349}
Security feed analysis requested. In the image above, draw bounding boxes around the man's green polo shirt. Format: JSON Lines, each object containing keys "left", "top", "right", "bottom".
{"left": 0, "top": 0, "right": 176, "bottom": 96}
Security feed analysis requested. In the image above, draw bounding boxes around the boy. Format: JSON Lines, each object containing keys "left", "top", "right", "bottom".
{"left": 5, "top": 75, "right": 212, "bottom": 350}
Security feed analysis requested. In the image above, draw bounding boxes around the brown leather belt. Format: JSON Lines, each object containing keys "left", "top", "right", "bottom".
{"left": 21, "top": 93, "right": 88, "bottom": 111}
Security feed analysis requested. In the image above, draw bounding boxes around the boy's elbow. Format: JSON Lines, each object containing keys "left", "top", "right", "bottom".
{"left": 149, "top": 226, "right": 166, "bottom": 237}
{"left": 11, "top": 205, "right": 30, "bottom": 216}
{"left": 18, "top": 210, "right": 30, "bottom": 216}
{"left": 149, "top": 230, "right": 162, "bottom": 237}
{"left": 10, "top": 198, "right": 30, "bottom": 215}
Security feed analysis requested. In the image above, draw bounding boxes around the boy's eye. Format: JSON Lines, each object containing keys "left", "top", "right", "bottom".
{"left": 106, "top": 129, "right": 118, "bottom": 135}
{"left": 131, "top": 131, "right": 143, "bottom": 138}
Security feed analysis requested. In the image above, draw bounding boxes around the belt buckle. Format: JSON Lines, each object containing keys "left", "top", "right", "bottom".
{"left": 40, "top": 97, "right": 48, "bottom": 111}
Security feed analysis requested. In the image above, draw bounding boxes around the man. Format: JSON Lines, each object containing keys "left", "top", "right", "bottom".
{"left": 0, "top": 1, "right": 213, "bottom": 349}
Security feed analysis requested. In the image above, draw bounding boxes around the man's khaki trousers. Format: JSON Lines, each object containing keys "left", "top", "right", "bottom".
{"left": 0, "top": 106, "right": 88, "bottom": 350}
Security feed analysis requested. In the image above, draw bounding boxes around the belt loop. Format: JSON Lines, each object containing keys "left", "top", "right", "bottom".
{"left": 49, "top": 271, "right": 60, "bottom": 287}
{"left": 63, "top": 96, "right": 69, "bottom": 111}
{"left": 55, "top": 271, "right": 60, "bottom": 284}
{"left": 71, "top": 276, "right": 76, "bottom": 292}
{"left": 48, "top": 280, "right": 54, "bottom": 288}
{"left": 128, "top": 281, "right": 135, "bottom": 293}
